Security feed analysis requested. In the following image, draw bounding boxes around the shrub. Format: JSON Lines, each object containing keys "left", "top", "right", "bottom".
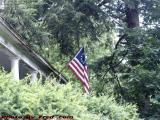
{"left": 0, "top": 71, "right": 139, "bottom": 120}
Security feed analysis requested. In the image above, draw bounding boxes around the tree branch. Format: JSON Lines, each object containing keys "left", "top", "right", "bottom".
{"left": 98, "top": 0, "right": 111, "bottom": 7}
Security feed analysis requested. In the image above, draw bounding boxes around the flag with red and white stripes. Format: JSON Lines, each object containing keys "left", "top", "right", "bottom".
{"left": 68, "top": 47, "right": 90, "bottom": 94}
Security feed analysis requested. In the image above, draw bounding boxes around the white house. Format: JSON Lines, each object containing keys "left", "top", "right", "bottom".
{"left": 0, "top": 16, "right": 67, "bottom": 83}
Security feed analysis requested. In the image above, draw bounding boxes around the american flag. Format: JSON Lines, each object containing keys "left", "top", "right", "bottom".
{"left": 68, "top": 47, "right": 90, "bottom": 94}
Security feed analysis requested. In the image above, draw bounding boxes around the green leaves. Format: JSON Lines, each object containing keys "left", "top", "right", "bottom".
{"left": 3, "top": 0, "right": 110, "bottom": 55}
{"left": 0, "top": 71, "right": 139, "bottom": 120}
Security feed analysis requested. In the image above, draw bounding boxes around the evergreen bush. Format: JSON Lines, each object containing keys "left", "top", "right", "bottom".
{"left": 0, "top": 71, "right": 139, "bottom": 120}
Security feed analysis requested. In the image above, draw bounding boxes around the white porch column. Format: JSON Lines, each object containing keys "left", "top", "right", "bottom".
{"left": 11, "top": 57, "right": 20, "bottom": 80}
{"left": 31, "top": 71, "right": 38, "bottom": 82}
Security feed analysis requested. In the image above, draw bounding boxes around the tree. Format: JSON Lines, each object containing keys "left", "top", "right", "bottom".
{"left": 94, "top": 0, "right": 160, "bottom": 118}
{"left": 2, "top": 0, "right": 109, "bottom": 55}
{"left": 2, "top": 0, "right": 160, "bottom": 118}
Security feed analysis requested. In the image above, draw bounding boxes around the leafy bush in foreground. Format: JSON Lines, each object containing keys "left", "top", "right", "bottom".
{"left": 0, "top": 71, "right": 139, "bottom": 120}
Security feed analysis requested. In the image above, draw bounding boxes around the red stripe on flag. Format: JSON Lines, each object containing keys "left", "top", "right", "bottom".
{"left": 71, "top": 61, "right": 84, "bottom": 76}
{"left": 83, "top": 85, "right": 89, "bottom": 94}
{"left": 68, "top": 63, "right": 83, "bottom": 82}
{"left": 70, "top": 61, "right": 84, "bottom": 78}
{"left": 68, "top": 62, "right": 89, "bottom": 90}
{"left": 67, "top": 48, "right": 90, "bottom": 94}
{"left": 68, "top": 65, "right": 89, "bottom": 92}
{"left": 73, "top": 59, "right": 84, "bottom": 71}
{"left": 73, "top": 59, "right": 89, "bottom": 82}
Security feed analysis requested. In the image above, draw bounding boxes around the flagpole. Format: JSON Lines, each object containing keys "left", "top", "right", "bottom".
{"left": 58, "top": 55, "right": 74, "bottom": 81}
{"left": 59, "top": 65, "right": 67, "bottom": 73}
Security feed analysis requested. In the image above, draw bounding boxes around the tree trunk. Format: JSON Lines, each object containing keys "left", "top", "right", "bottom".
{"left": 125, "top": 1, "right": 139, "bottom": 28}
{"left": 125, "top": 1, "right": 150, "bottom": 115}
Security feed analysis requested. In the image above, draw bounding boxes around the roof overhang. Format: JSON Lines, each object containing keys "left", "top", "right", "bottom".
{"left": 0, "top": 16, "right": 67, "bottom": 83}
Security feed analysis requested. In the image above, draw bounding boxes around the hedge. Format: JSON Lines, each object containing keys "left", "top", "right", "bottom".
{"left": 0, "top": 71, "right": 139, "bottom": 120}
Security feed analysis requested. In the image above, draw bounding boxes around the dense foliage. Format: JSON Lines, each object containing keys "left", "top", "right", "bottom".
{"left": 0, "top": 71, "right": 139, "bottom": 120}
{"left": 0, "top": 0, "right": 160, "bottom": 119}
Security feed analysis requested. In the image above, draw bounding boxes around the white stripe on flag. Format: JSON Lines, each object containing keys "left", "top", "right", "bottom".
{"left": 84, "top": 70, "right": 89, "bottom": 81}
{"left": 71, "top": 61, "right": 84, "bottom": 76}
{"left": 74, "top": 58, "right": 84, "bottom": 70}
{"left": 72, "top": 60, "right": 89, "bottom": 81}
{"left": 74, "top": 58, "right": 89, "bottom": 81}
{"left": 84, "top": 85, "right": 89, "bottom": 94}
{"left": 68, "top": 63, "right": 84, "bottom": 81}
{"left": 68, "top": 62, "right": 89, "bottom": 89}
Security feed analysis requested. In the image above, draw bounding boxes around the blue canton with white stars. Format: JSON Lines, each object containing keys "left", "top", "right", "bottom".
{"left": 75, "top": 48, "right": 87, "bottom": 66}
